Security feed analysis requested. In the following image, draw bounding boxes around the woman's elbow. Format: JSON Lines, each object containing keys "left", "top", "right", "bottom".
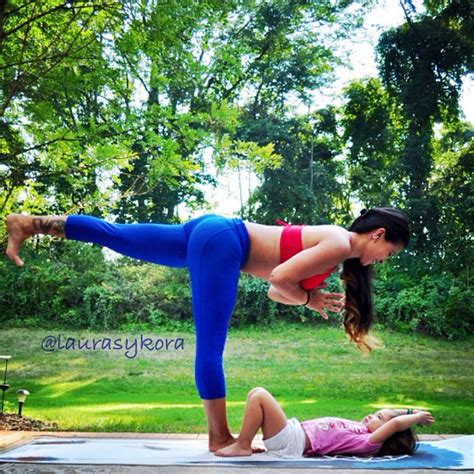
{"left": 269, "top": 273, "right": 296, "bottom": 296}
{"left": 269, "top": 269, "right": 287, "bottom": 287}
{"left": 269, "top": 272, "right": 284, "bottom": 293}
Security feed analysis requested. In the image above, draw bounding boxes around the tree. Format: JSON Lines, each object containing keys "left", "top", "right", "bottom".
{"left": 112, "top": 0, "right": 366, "bottom": 221}
{"left": 428, "top": 121, "right": 473, "bottom": 277}
{"left": 245, "top": 107, "right": 348, "bottom": 225}
{"left": 1, "top": 0, "right": 368, "bottom": 227}
{"left": 376, "top": 0, "right": 473, "bottom": 252}
{"left": 0, "top": 0, "right": 127, "bottom": 219}
{"left": 341, "top": 78, "right": 405, "bottom": 209}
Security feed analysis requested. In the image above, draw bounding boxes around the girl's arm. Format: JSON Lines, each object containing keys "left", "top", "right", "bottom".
{"left": 369, "top": 411, "right": 434, "bottom": 444}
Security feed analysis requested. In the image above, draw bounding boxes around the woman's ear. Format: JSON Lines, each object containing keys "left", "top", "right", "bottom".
{"left": 371, "top": 228, "right": 385, "bottom": 240}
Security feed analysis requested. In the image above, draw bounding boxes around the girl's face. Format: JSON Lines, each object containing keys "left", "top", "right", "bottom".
{"left": 360, "top": 228, "right": 404, "bottom": 267}
{"left": 362, "top": 409, "right": 397, "bottom": 432}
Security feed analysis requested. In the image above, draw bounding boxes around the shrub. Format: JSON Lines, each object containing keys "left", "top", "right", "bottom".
{"left": 1, "top": 240, "right": 471, "bottom": 340}
{"left": 0, "top": 240, "right": 107, "bottom": 327}
{"left": 374, "top": 273, "right": 473, "bottom": 339}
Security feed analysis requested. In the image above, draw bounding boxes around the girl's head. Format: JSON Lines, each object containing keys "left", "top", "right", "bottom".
{"left": 378, "top": 428, "right": 418, "bottom": 456}
{"left": 340, "top": 207, "right": 410, "bottom": 352}
{"left": 362, "top": 409, "right": 418, "bottom": 456}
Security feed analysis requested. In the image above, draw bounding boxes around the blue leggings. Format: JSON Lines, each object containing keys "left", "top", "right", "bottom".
{"left": 65, "top": 214, "right": 250, "bottom": 399}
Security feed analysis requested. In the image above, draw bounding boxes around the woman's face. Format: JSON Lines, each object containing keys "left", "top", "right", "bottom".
{"left": 360, "top": 228, "right": 404, "bottom": 266}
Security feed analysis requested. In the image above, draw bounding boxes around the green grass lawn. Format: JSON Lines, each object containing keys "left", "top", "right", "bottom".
{"left": 1, "top": 324, "right": 473, "bottom": 434}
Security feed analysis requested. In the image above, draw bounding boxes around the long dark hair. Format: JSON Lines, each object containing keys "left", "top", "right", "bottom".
{"left": 378, "top": 428, "right": 418, "bottom": 456}
{"left": 340, "top": 207, "right": 410, "bottom": 352}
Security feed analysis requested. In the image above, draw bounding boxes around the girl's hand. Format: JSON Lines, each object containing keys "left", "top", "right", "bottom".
{"left": 306, "top": 284, "right": 345, "bottom": 320}
{"left": 415, "top": 411, "right": 435, "bottom": 425}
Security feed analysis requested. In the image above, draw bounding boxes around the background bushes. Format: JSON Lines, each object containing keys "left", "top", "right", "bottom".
{"left": 2, "top": 241, "right": 471, "bottom": 340}
{"left": 374, "top": 273, "right": 473, "bottom": 340}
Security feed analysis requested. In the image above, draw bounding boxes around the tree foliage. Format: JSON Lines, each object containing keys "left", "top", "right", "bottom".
{"left": 341, "top": 78, "right": 404, "bottom": 208}
{"left": 1, "top": 0, "right": 363, "bottom": 223}
{"left": 245, "top": 106, "right": 349, "bottom": 225}
{"left": 1, "top": 1, "right": 472, "bottom": 339}
{"left": 376, "top": 0, "right": 473, "bottom": 252}
{"left": 0, "top": 0, "right": 128, "bottom": 218}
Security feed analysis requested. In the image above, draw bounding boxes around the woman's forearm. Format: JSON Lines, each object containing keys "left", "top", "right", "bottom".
{"left": 267, "top": 284, "right": 307, "bottom": 306}
{"left": 268, "top": 275, "right": 308, "bottom": 305}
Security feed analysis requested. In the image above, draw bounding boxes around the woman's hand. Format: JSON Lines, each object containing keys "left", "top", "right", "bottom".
{"left": 414, "top": 411, "right": 435, "bottom": 426}
{"left": 306, "top": 284, "right": 345, "bottom": 320}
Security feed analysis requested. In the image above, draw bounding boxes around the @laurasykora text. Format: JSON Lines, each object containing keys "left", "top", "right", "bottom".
{"left": 41, "top": 334, "right": 185, "bottom": 359}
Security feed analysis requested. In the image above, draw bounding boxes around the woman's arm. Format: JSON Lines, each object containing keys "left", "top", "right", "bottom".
{"left": 269, "top": 238, "right": 350, "bottom": 305}
{"left": 267, "top": 285, "right": 308, "bottom": 305}
{"left": 267, "top": 284, "right": 345, "bottom": 319}
{"left": 369, "top": 411, "right": 434, "bottom": 444}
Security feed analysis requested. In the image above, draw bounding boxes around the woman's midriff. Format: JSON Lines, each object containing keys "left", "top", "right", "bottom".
{"left": 242, "top": 222, "right": 339, "bottom": 279}
{"left": 240, "top": 222, "right": 282, "bottom": 279}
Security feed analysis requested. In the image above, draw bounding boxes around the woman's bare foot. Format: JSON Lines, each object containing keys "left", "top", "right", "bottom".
{"left": 5, "top": 214, "right": 34, "bottom": 267}
{"left": 208, "top": 435, "right": 235, "bottom": 453}
{"left": 214, "top": 441, "right": 252, "bottom": 457}
{"left": 5, "top": 214, "right": 66, "bottom": 266}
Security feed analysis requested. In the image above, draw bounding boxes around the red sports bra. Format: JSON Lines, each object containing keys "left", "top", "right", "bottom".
{"left": 276, "top": 219, "right": 336, "bottom": 291}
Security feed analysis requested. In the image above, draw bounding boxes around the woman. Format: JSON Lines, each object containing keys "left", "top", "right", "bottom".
{"left": 5, "top": 207, "right": 410, "bottom": 451}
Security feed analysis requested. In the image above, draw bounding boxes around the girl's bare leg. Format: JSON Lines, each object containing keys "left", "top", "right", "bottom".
{"left": 5, "top": 214, "right": 67, "bottom": 266}
{"left": 215, "top": 387, "right": 287, "bottom": 457}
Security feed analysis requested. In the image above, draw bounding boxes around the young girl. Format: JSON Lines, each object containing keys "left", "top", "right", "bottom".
{"left": 215, "top": 387, "right": 434, "bottom": 458}
{"left": 5, "top": 207, "right": 410, "bottom": 451}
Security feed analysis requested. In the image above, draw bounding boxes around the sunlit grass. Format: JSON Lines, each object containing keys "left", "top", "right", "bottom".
{"left": 0, "top": 324, "right": 472, "bottom": 434}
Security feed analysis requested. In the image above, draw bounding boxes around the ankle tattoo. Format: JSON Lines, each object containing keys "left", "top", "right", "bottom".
{"left": 32, "top": 218, "right": 65, "bottom": 236}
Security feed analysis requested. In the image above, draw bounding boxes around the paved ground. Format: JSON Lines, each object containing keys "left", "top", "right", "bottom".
{"left": 0, "top": 431, "right": 470, "bottom": 474}
{"left": 0, "top": 466, "right": 467, "bottom": 474}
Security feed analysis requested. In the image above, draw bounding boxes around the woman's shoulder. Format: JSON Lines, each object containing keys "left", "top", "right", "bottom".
{"left": 322, "top": 224, "right": 351, "bottom": 239}
{"left": 297, "top": 225, "right": 352, "bottom": 263}
{"left": 305, "top": 225, "right": 351, "bottom": 251}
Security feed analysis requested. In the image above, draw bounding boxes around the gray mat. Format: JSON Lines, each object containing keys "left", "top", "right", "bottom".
{"left": 0, "top": 436, "right": 472, "bottom": 469}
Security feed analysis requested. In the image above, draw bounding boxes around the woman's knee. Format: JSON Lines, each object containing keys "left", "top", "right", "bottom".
{"left": 194, "top": 352, "right": 225, "bottom": 398}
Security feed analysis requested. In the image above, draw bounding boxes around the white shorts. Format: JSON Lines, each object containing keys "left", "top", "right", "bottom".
{"left": 263, "top": 417, "right": 306, "bottom": 458}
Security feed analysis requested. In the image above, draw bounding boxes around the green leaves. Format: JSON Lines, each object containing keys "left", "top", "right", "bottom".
{"left": 1, "top": 0, "right": 366, "bottom": 220}
{"left": 214, "top": 136, "right": 281, "bottom": 174}
{"left": 341, "top": 78, "right": 403, "bottom": 208}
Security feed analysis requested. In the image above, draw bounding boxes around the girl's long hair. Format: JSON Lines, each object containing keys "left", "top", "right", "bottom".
{"left": 340, "top": 207, "right": 410, "bottom": 353}
{"left": 378, "top": 428, "right": 418, "bottom": 456}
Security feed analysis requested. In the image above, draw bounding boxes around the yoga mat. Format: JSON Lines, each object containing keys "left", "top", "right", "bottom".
{"left": 0, "top": 435, "right": 472, "bottom": 469}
